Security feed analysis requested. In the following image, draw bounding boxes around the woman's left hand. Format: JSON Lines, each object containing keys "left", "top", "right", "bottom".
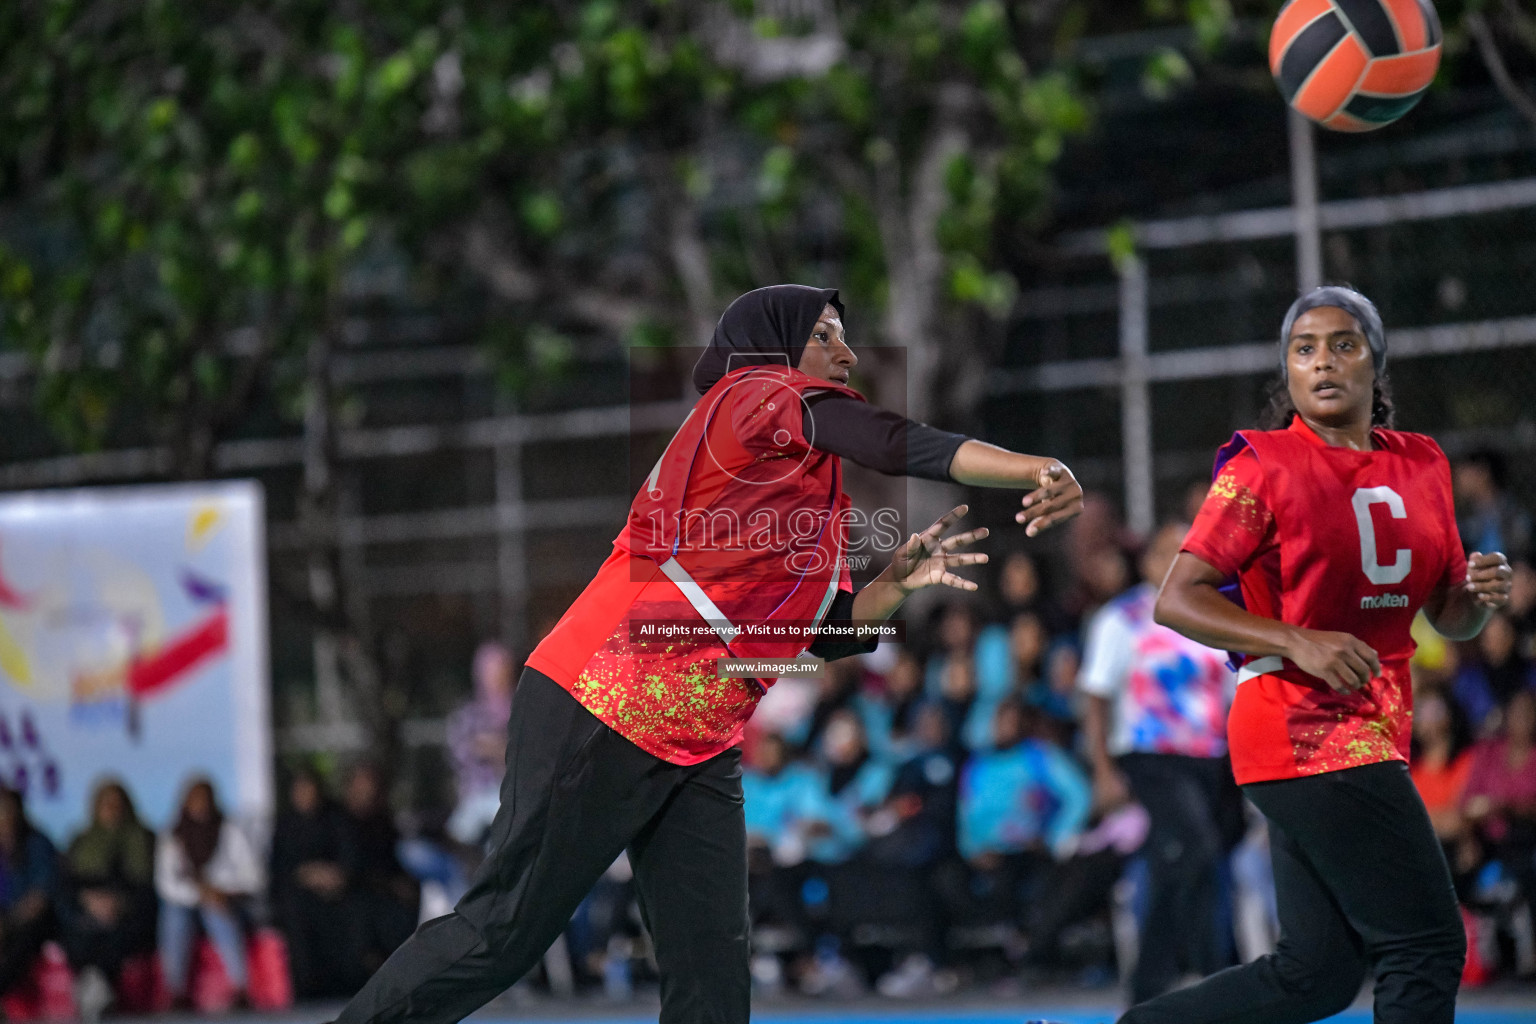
{"left": 1017, "top": 461, "right": 1083, "bottom": 537}
{"left": 891, "top": 505, "right": 989, "bottom": 595}
{"left": 1466, "top": 551, "right": 1513, "bottom": 609}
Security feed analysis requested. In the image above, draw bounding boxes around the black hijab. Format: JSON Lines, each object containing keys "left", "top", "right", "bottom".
{"left": 691, "top": 285, "right": 844, "bottom": 395}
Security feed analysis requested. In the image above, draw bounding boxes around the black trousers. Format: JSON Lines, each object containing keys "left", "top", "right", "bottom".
{"left": 335, "top": 669, "right": 750, "bottom": 1024}
{"left": 1120, "top": 760, "right": 1464, "bottom": 1024}
{"left": 1119, "top": 753, "right": 1232, "bottom": 1002}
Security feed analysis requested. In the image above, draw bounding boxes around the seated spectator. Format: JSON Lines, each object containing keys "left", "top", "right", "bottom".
{"left": 990, "top": 548, "right": 1071, "bottom": 639}
{"left": 863, "top": 703, "right": 963, "bottom": 997}
{"left": 1510, "top": 559, "right": 1536, "bottom": 660}
{"left": 812, "top": 710, "right": 892, "bottom": 866}
{"left": 155, "top": 777, "right": 262, "bottom": 1005}
{"left": 1410, "top": 688, "right": 1479, "bottom": 893}
{"left": 948, "top": 701, "right": 1091, "bottom": 927}
{"left": 1453, "top": 612, "right": 1536, "bottom": 733}
{"left": 340, "top": 762, "right": 419, "bottom": 974}
{"left": 59, "top": 779, "right": 156, "bottom": 1013}
{"left": 863, "top": 648, "right": 927, "bottom": 761}
{"left": 743, "top": 731, "right": 827, "bottom": 934}
{"left": 1464, "top": 688, "right": 1536, "bottom": 902}
{"left": 1454, "top": 449, "right": 1531, "bottom": 566}
{"left": 269, "top": 768, "right": 361, "bottom": 998}
{"left": 0, "top": 784, "right": 60, "bottom": 1001}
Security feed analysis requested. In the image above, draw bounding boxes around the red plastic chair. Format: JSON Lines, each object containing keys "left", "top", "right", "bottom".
{"left": 116, "top": 951, "right": 173, "bottom": 1014}
{"left": 189, "top": 936, "right": 238, "bottom": 1013}
{"left": 245, "top": 927, "right": 294, "bottom": 1010}
{"left": 0, "top": 941, "right": 79, "bottom": 1023}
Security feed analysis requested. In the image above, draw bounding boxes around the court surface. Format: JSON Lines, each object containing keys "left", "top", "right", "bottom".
{"left": 218, "top": 988, "right": 1536, "bottom": 1024}
{"left": 149, "top": 994, "right": 1536, "bottom": 1024}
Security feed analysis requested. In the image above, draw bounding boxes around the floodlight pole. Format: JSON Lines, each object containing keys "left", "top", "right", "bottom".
{"left": 1289, "top": 109, "right": 1324, "bottom": 291}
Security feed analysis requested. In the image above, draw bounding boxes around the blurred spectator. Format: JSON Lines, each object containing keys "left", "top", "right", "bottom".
{"left": 1452, "top": 612, "right": 1536, "bottom": 733}
{"left": 1511, "top": 560, "right": 1536, "bottom": 660}
{"left": 992, "top": 549, "right": 1070, "bottom": 637}
{"left": 797, "top": 658, "right": 887, "bottom": 760}
{"left": 862, "top": 704, "right": 963, "bottom": 998}
{"left": 60, "top": 779, "right": 156, "bottom": 1013}
{"left": 925, "top": 603, "right": 1004, "bottom": 751}
{"left": 1062, "top": 493, "right": 1135, "bottom": 625}
{"left": 1028, "top": 634, "right": 1083, "bottom": 745}
{"left": 949, "top": 700, "right": 1091, "bottom": 931}
{"left": 0, "top": 784, "right": 59, "bottom": 1001}
{"left": 445, "top": 642, "right": 515, "bottom": 847}
{"left": 269, "top": 768, "right": 361, "bottom": 999}
{"left": 1181, "top": 478, "right": 1212, "bottom": 525}
{"left": 1464, "top": 688, "right": 1536, "bottom": 902}
{"left": 1454, "top": 450, "right": 1531, "bottom": 565}
{"left": 743, "top": 732, "right": 825, "bottom": 940}
{"left": 863, "top": 648, "right": 927, "bottom": 760}
{"left": 1410, "top": 689, "right": 1479, "bottom": 894}
{"left": 155, "top": 777, "right": 262, "bottom": 1005}
{"left": 1079, "top": 520, "right": 1235, "bottom": 1002}
{"left": 339, "top": 762, "right": 420, "bottom": 974}
{"left": 812, "top": 710, "right": 892, "bottom": 867}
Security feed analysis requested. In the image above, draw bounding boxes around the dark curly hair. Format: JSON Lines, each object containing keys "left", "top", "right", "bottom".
{"left": 1259, "top": 372, "right": 1396, "bottom": 431}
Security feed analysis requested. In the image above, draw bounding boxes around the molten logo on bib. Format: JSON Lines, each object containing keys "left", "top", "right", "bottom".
{"left": 1359, "top": 593, "right": 1409, "bottom": 609}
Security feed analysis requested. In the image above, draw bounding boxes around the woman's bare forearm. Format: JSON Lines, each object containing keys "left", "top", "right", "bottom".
{"left": 1424, "top": 585, "right": 1493, "bottom": 641}
{"left": 947, "top": 440, "right": 1055, "bottom": 488}
{"left": 1154, "top": 576, "right": 1300, "bottom": 661}
{"left": 851, "top": 565, "right": 908, "bottom": 626}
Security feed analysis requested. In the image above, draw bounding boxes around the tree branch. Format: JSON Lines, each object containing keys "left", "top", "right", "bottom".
{"left": 1467, "top": 12, "right": 1536, "bottom": 129}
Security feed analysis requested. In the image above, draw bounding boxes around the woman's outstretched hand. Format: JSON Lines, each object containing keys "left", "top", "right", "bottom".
{"left": 890, "top": 505, "right": 989, "bottom": 596}
{"left": 1016, "top": 461, "right": 1083, "bottom": 537}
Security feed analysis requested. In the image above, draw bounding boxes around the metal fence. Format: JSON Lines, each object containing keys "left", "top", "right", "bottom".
{"left": 2, "top": 122, "right": 1534, "bottom": 784}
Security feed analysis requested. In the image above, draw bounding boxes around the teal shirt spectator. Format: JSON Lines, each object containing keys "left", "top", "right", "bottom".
{"left": 925, "top": 634, "right": 1015, "bottom": 751}
{"left": 804, "top": 758, "right": 894, "bottom": 864}
{"left": 957, "top": 739, "right": 1091, "bottom": 861}
{"left": 742, "top": 762, "right": 824, "bottom": 847}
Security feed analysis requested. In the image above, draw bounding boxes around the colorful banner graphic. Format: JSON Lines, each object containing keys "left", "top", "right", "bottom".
{"left": 0, "top": 481, "right": 270, "bottom": 840}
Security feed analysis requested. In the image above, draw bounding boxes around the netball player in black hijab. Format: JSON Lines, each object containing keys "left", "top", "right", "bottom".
{"left": 331, "top": 284, "right": 1081, "bottom": 1024}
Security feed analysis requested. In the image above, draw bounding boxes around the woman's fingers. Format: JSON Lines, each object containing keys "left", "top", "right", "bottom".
{"left": 927, "top": 505, "right": 969, "bottom": 535}
{"left": 942, "top": 552, "right": 989, "bottom": 567}
{"left": 939, "top": 527, "right": 989, "bottom": 551}
{"left": 1019, "top": 499, "right": 1085, "bottom": 537}
{"left": 940, "top": 571, "right": 979, "bottom": 592}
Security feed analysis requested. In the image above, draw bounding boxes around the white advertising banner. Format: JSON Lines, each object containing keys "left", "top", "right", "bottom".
{"left": 0, "top": 481, "right": 270, "bottom": 840}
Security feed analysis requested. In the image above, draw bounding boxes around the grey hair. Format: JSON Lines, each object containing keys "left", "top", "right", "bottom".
{"left": 1279, "top": 285, "right": 1386, "bottom": 379}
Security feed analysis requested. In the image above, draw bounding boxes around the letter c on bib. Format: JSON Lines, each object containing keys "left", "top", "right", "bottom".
{"left": 1351, "top": 486, "right": 1412, "bottom": 586}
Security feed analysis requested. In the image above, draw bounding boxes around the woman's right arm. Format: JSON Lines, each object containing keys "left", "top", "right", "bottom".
{"left": 1154, "top": 552, "right": 1382, "bottom": 694}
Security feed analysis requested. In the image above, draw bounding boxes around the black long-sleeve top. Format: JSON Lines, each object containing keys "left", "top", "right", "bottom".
{"left": 803, "top": 394, "right": 973, "bottom": 660}
{"left": 802, "top": 393, "right": 969, "bottom": 481}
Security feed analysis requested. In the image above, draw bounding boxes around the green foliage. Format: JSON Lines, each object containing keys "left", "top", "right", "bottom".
{"left": 0, "top": 0, "right": 1114, "bottom": 465}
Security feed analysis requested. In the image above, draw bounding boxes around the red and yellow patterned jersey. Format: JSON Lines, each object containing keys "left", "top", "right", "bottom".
{"left": 1183, "top": 416, "right": 1467, "bottom": 784}
{"left": 527, "top": 366, "right": 862, "bottom": 765}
